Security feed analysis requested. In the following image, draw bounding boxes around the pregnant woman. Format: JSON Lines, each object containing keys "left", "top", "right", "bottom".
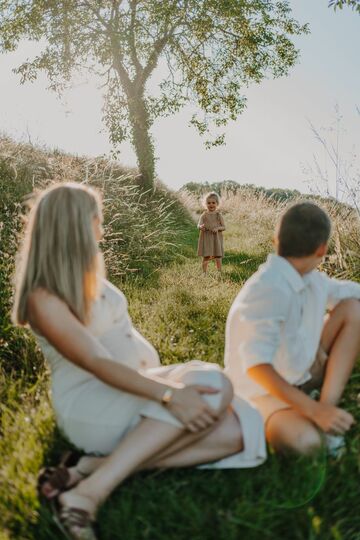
{"left": 13, "top": 183, "right": 265, "bottom": 540}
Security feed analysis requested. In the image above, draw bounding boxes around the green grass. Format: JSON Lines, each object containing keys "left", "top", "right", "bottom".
{"left": 2, "top": 244, "right": 360, "bottom": 540}
{"left": 1, "top": 139, "right": 360, "bottom": 539}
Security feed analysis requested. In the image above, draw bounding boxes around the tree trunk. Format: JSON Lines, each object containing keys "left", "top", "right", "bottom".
{"left": 127, "top": 94, "right": 155, "bottom": 190}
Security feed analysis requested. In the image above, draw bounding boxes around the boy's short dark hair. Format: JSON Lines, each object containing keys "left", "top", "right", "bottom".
{"left": 277, "top": 201, "right": 331, "bottom": 257}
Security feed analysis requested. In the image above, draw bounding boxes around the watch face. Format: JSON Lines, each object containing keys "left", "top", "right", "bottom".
{"left": 162, "top": 388, "right": 173, "bottom": 404}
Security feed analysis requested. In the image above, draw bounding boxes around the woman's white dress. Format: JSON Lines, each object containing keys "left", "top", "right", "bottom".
{"left": 35, "top": 280, "right": 266, "bottom": 468}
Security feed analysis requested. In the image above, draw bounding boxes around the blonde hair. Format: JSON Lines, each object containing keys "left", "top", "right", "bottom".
{"left": 13, "top": 182, "right": 104, "bottom": 326}
{"left": 203, "top": 191, "right": 220, "bottom": 208}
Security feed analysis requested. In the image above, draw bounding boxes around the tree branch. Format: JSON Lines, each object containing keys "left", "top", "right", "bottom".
{"left": 110, "top": 34, "right": 133, "bottom": 96}
{"left": 80, "top": 1, "right": 110, "bottom": 31}
{"left": 129, "top": 0, "right": 143, "bottom": 76}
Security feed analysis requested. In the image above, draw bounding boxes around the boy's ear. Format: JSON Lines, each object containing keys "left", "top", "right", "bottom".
{"left": 315, "top": 243, "right": 328, "bottom": 257}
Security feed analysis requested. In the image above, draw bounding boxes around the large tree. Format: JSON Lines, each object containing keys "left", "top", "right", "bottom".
{"left": 0, "top": 1, "right": 307, "bottom": 188}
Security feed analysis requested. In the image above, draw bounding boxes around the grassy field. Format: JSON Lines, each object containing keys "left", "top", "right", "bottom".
{"left": 1, "top": 139, "right": 360, "bottom": 540}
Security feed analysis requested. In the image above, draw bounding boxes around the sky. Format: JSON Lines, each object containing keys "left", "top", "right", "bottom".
{"left": 0, "top": 0, "right": 359, "bottom": 195}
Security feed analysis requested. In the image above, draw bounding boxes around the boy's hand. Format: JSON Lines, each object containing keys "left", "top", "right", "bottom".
{"left": 199, "top": 224, "right": 206, "bottom": 231}
{"left": 312, "top": 402, "right": 354, "bottom": 434}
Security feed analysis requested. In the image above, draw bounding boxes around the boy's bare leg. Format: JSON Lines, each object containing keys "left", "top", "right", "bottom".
{"left": 215, "top": 257, "right": 222, "bottom": 271}
{"left": 265, "top": 409, "right": 322, "bottom": 454}
{"left": 320, "top": 298, "right": 360, "bottom": 405}
{"left": 264, "top": 298, "right": 360, "bottom": 454}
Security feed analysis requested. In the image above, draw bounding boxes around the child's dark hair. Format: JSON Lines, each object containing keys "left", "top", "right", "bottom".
{"left": 277, "top": 201, "right": 331, "bottom": 257}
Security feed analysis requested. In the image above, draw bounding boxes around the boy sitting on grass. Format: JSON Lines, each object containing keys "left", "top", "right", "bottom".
{"left": 225, "top": 201, "right": 360, "bottom": 454}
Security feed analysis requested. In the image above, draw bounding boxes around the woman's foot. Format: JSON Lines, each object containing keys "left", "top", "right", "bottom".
{"left": 39, "top": 454, "right": 102, "bottom": 499}
{"left": 54, "top": 491, "right": 98, "bottom": 540}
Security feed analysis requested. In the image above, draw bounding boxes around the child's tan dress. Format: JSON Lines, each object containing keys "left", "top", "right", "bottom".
{"left": 197, "top": 211, "right": 225, "bottom": 258}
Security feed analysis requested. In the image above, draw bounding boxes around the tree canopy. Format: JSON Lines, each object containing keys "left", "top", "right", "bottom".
{"left": 329, "top": 0, "right": 360, "bottom": 12}
{"left": 0, "top": 1, "right": 308, "bottom": 187}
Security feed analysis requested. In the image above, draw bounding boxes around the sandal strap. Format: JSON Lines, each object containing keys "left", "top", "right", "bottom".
{"left": 61, "top": 507, "right": 92, "bottom": 527}
{"left": 45, "top": 465, "right": 70, "bottom": 490}
{"left": 59, "top": 507, "right": 97, "bottom": 540}
{"left": 38, "top": 465, "right": 70, "bottom": 490}
{"left": 38, "top": 451, "right": 86, "bottom": 497}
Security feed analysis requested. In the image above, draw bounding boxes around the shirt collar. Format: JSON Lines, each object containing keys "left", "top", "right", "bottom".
{"left": 267, "top": 254, "right": 306, "bottom": 293}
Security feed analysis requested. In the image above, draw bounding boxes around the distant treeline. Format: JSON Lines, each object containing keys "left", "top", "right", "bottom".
{"left": 181, "top": 180, "right": 302, "bottom": 202}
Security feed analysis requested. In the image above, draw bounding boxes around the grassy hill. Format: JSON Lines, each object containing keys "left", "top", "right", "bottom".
{"left": 1, "top": 138, "right": 360, "bottom": 540}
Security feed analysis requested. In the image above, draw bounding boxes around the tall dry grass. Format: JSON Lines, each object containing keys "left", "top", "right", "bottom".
{"left": 0, "top": 137, "right": 193, "bottom": 382}
{"left": 179, "top": 187, "right": 360, "bottom": 281}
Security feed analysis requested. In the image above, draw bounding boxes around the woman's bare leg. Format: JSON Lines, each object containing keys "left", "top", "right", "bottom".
{"left": 140, "top": 371, "right": 233, "bottom": 465}
{"left": 215, "top": 257, "right": 222, "bottom": 271}
{"left": 60, "top": 409, "right": 244, "bottom": 517}
{"left": 320, "top": 298, "right": 360, "bottom": 405}
{"left": 143, "top": 409, "right": 243, "bottom": 469}
{"left": 59, "top": 410, "right": 243, "bottom": 497}
{"left": 59, "top": 373, "right": 234, "bottom": 514}
{"left": 59, "top": 418, "right": 187, "bottom": 515}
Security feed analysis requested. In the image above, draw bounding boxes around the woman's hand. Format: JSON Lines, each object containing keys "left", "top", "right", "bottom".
{"left": 166, "top": 385, "right": 220, "bottom": 432}
{"left": 199, "top": 224, "right": 206, "bottom": 231}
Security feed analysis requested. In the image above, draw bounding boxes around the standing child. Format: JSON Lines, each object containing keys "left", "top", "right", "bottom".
{"left": 225, "top": 201, "right": 360, "bottom": 455}
{"left": 197, "top": 192, "right": 226, "bottom": 273}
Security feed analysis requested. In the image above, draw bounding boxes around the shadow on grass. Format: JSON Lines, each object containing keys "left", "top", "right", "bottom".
{"left": 222, "top": 251, "right": 266, "bottom": 283}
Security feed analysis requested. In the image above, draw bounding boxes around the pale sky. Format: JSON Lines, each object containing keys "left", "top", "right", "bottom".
{"left": 0, "top": 0, "right": 359, "bottom": 195}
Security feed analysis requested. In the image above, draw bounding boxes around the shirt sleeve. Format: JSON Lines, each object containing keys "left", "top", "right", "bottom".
{"left": 235, "top": 282, "right": 290, "bottom": 372}
{"left": 325, "top": 274, "right": 360, "bottom": 310}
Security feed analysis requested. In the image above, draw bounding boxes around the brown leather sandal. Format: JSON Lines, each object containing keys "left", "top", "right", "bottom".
{"left": 51, "top": 499, "right": 98, "bottom": 540}
{"left": 37, "top": 451, "right": 86, "bottom": 499}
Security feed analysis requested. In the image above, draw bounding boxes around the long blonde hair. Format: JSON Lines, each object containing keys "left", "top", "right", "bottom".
{"left": 13, "top": 182, "right": 104, "bottom": 326}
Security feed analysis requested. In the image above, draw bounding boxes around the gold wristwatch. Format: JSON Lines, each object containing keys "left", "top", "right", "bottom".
{"left": 161, "top": 388, "right": 174, "bottom": 406}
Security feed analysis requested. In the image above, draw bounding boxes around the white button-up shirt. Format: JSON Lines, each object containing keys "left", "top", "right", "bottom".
{"left": 225, "top": 254, "right": 360, "bottom": 399}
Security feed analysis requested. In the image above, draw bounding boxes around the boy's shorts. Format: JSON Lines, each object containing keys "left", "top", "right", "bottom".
{"left": 251, "top": 345, "right": 328, "bottom": 425}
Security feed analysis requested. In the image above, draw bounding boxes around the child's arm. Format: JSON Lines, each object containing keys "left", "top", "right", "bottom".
{"left": 248, "top": 364, "right": 354, "bottom": 434}
{"left": 198, "top": 213, "right": 206, "bottom": 231}
{"left": 213, "top": 213, "right": 226, "bottom": 233}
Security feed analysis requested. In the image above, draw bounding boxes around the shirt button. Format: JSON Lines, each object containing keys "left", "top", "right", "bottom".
{"left": 140, "top": 360, "right": 146, "bottom": 367}
{"left": 126, "top": 332, "right": 132, "bottom": 338}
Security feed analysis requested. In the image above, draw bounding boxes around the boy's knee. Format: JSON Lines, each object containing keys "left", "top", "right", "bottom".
{"left": 294, "top": 427, "right": 322, "bottom": 455}
{"left": 337, "top": 298, "right": 360, "bottom": 324}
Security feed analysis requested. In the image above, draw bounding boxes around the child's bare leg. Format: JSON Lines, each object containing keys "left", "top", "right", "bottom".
{"left": 202, "top": 257, "right": 209, "bottom": 273}
{"left": 320, "top": 298, "right": 360, "bottom": 405}
{"left": 215, "top": 257, "right": 222, "bottom": 271}
{"left": 265, "top": 409, "right": 322, "bottom": 454}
